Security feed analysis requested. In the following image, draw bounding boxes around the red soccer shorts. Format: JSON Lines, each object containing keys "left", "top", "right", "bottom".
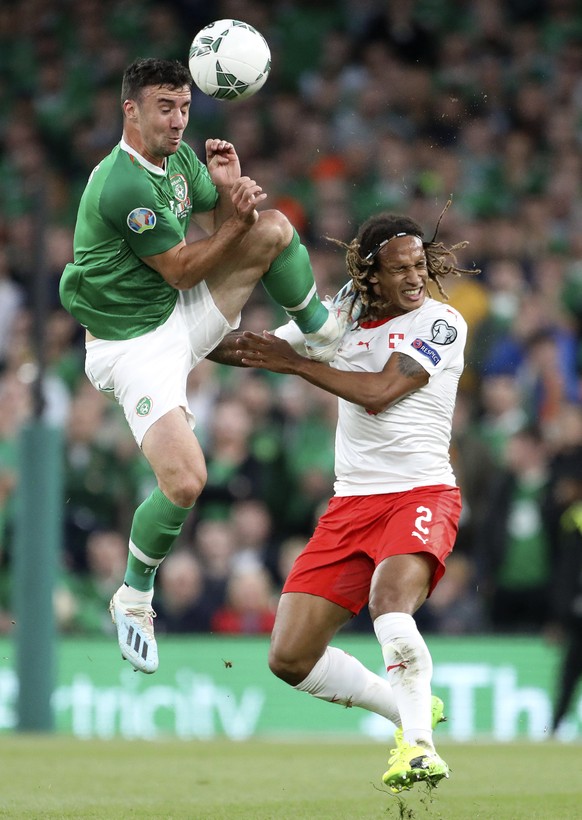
{"left": 283, "top": 485, "right": 461, "bottom": 615}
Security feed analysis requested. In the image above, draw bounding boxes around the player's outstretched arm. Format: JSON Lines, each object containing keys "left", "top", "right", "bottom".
{"left": 236, "top": 332, "right": 429, "bottom": 414}
{"left": 207, "top": 331, "right": 249, "bottom": 368}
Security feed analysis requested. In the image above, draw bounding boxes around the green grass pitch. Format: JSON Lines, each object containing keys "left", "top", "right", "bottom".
{"left": 1, "top": 737, "right": 581, "bottom": 819}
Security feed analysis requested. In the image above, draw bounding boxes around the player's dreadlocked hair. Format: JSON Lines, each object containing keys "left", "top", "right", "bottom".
{"left": 328, "top": 201, "right": 480, "bottom": 318}
{"left": 121, "top": 58, "right": 192, "bottom": 104}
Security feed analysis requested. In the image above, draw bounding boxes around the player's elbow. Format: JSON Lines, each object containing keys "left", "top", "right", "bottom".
{"left": 364, "top": 381, "right": 423, "bottom": 414}
{"left": 163, "top": 249, "right": 192, "bottom": 289}
{"left": 144, "top": 245, "right": 196, "bottom": 290}
{"left": 166, "top": 268, "right": 206, "bottom": 290}
{"left": 168, "top": 274, "right": 190, "bottom": 291}
{"left": 363, "top": 391, "right": 394, "bottom": 415}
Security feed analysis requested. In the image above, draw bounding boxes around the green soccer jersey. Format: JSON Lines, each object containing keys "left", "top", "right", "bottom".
{"left": 59, "top": 140, "right": 219, "bottom": 340}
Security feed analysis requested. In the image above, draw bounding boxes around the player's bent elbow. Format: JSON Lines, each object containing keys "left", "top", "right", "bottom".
{"left": 365, "top": 384, "right": 420, "bottom": 414}
{"left": 146, "top": 244, "right": 204, "bottom": 291}
{"left": 363, "top": 394, "right": 394, "bottom": 415}
{"left": 167, "top": 275, "right": 192, "bottom": 291}
{"left": 364, "top": 402, "right": 385, "bottom": 415}
{"left": 163, "top": 249, "right": 200, "bottom": 290}
{"left": 166, "top": 265, "right": 208, "bottom": 291}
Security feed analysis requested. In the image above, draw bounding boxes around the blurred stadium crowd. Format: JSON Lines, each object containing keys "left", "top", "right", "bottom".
{"left": 2, "top": 0, "right": 582, "bottom": 643}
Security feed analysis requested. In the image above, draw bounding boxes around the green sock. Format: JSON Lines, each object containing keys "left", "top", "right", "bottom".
{"left": 261, "top": 229, "right": 329, "bottom": 333}
{"left": 124, "top": 487, "right": 193, "bottom": 592}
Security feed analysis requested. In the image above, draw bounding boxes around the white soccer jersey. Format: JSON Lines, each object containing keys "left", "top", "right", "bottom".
{"left": 332, "top": 298, "right": 467, "bottom": 496}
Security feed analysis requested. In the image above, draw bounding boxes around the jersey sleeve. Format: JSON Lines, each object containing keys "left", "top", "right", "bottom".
{"left": 395, "top": 303, "right": 467, "bottom": 374}
{"left": 100, "top": 168, "right": 185, "bottom": 258}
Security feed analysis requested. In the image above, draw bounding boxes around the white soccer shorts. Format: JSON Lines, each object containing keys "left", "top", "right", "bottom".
{"left": 84, "top": 280, "right": 240, "bottom": 446}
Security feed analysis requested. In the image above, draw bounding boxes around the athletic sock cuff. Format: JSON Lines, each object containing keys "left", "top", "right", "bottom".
{"left": 266, "top": 228, "right": 300, "bottom": 275}
{"left": 149, "top": 486, "right": 193, "bottom": 525}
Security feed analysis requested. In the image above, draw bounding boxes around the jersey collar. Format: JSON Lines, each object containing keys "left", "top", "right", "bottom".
{"left": 119, "top": 138, "right": 167, "bottom": 176}
{"left": 359, "top": 317, "right": 392, "bottom": 328}
{"left": 360, "top": 299, "right": 432, "bottom": 328}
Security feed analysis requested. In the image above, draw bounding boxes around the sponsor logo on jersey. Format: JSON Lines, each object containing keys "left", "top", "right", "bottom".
{"left": 412, "top": 338, "right": 441, "bottom": 365}
{"left": 430, "top": 319, "right": 457, "bottom": 345}
{"left": 127, "top": 208, "right": 156, "bottom": 234}
{"left": 135, "top": 396, "right": 153, "bottom": 417}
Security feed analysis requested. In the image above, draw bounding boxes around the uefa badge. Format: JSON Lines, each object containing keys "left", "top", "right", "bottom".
{"left": 127, "top": 208, "right": 156, "bottom": 234}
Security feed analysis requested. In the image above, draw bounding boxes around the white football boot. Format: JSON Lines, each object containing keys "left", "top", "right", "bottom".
{"left": 304, "top": 281, "right": 362, "bottom": 362}
{"left": 109, "top": 588, "right": 158, "bottom": 674}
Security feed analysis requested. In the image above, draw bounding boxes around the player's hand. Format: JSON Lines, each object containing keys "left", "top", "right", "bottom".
{"left": 206, "top": 138, "right": 241, "bottom": 186}
{"left": 230, "top": 177, "right": 267, "bottom": 226}
{"left": 236, "top": 331, "right": 303, "bottom": 373}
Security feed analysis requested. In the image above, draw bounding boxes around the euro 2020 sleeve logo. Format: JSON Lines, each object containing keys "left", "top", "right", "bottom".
{"left": 127, "top": 207, "right": 157, "bottom": 234}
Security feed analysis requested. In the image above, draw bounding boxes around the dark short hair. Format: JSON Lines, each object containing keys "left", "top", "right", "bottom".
{"left": 121, "top": 58, "right": 191, "bottom": 104}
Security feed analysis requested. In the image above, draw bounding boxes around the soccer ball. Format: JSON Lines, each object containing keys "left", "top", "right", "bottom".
{"left": 188, "top": 19, "right": 271, "bottom": 101}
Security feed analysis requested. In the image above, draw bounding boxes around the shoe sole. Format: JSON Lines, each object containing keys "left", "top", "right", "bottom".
{"left": 121, "top": 653, "right": 157, "bottom": 674}
{"left": 384, "top": 767, "right": 449, "bottom": 794}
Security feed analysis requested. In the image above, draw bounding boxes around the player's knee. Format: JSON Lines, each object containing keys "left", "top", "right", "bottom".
{"left": 176, "top": 478, "right": 205, "bottom": 507}
{"left": 161, "top": 467, "right": 206, "bottom": 508}
{"left": 369, "top": 599, "right": 412, "bottom": 623}
{"left": 253, "top": 209, "right": 293, "bottom": 260}
{"left": 268, "top": 646, "right": 312, "bottom": 686}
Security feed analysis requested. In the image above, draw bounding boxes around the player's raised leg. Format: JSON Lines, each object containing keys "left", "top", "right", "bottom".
{"left": 206, "top": 210, "right": 359, "bottom": 363}
{"left": 260, "top": 229, "right": 360, "bottom": 361}
{"left": 269, "top": 592, "right": 401, "bottom": 725}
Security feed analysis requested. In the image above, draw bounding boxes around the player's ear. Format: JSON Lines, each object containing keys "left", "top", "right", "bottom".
{"left": 123, "top": 99, "right": 138, "bottom": 120}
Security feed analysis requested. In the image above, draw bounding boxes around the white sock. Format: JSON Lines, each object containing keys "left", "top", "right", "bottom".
{"left": 294, "top": 646, "right": 400, "bottom": 725}
{"left": 273, "top": 320, "right": 308, "bottom": 353}
{"left": 374, "top": 612, "right": 434, "bottom": 751}
{"left": 116, "top": 583, "right": 154, "bottom": 607}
